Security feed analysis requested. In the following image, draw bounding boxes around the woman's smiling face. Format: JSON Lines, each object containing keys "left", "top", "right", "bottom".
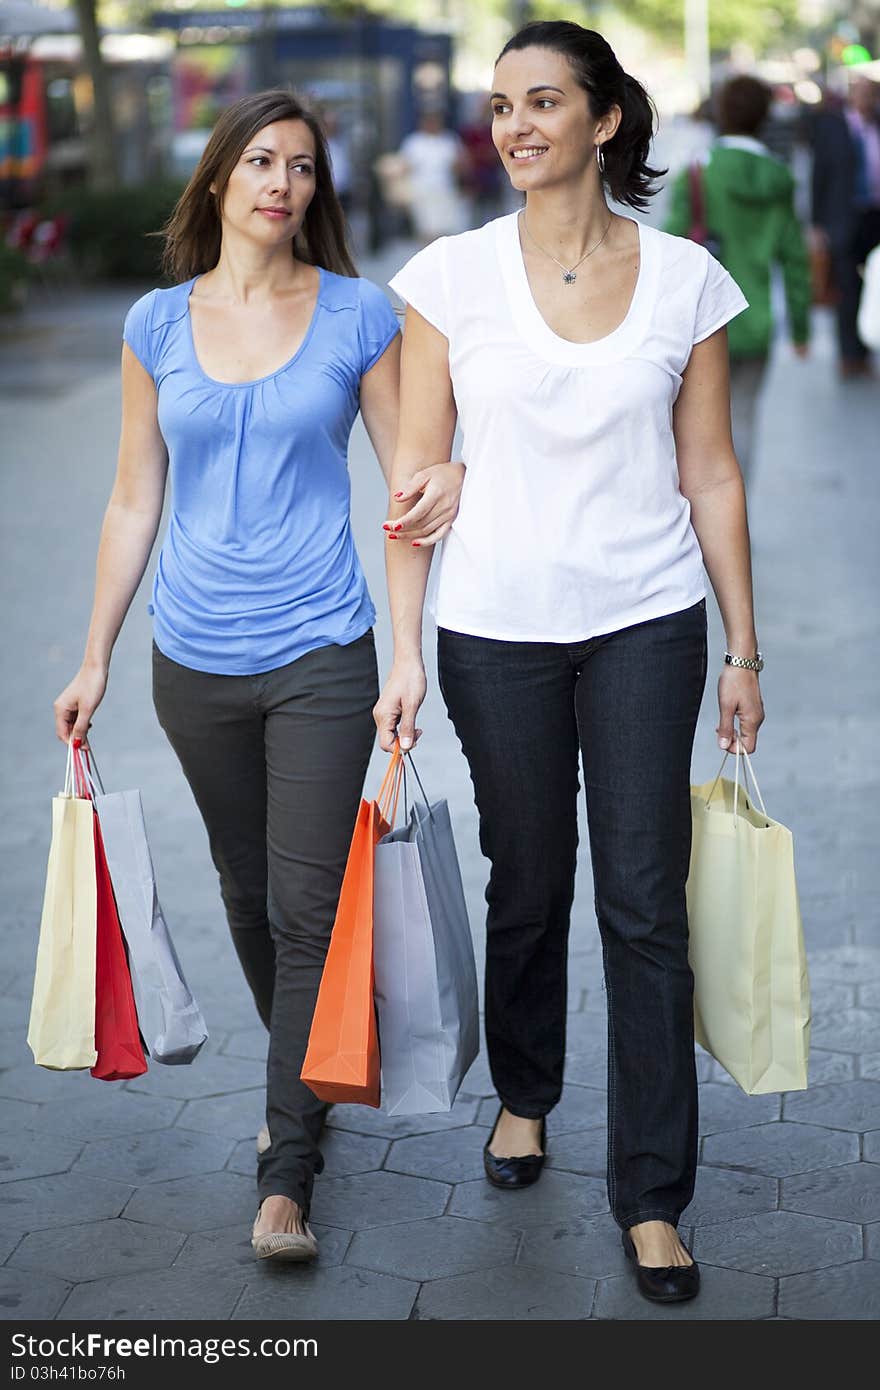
{"left": 490, "top": 46, "right": 604, "bottom": 193}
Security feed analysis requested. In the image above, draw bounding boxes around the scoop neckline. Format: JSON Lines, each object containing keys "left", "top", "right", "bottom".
{"left": 498, "top": 211, "right": 657, "bottom": 366}
{"left": 184, "top": 267, "right": 324, "bottom": 388}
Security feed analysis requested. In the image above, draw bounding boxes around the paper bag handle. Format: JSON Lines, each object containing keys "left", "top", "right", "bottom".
{"left": 705, "top": 742, "right": 768, "bottom": 824}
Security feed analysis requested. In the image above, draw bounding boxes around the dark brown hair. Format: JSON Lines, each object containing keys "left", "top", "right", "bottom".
{"left": 161, "top": 89, "right": 357, "bottom": 283}
{"left": 496, "top": 21, "right": 665, "bottom": 210}
{"left": 717, "top": 75, "right": 773, "bottom": 137}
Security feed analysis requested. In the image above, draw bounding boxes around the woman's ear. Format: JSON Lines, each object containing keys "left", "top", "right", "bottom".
{"left": 209, "top": 183, "right": 216, "bottom": 195}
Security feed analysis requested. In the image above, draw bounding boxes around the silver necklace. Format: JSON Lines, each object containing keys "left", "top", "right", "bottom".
{"left": 520, "top": 210, "right": 613, "bottom": 284}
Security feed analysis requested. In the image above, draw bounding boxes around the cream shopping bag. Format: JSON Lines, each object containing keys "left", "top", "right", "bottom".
{"left": 687, "top": 746, "right": 810, "bottom": 1095}
{"left": 27, "top": 742, "right": 98, "bottom": 1069}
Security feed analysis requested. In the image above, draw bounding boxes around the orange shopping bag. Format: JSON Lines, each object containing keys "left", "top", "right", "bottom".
{"left": 300, "top": 747, "right": 403, "bottom": 1106}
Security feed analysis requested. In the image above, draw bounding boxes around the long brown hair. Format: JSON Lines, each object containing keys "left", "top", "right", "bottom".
{"left": 161, "top": 89, "right": 357, "bottom": 282}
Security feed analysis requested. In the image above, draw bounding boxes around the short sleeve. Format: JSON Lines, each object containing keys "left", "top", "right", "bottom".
{"left": 357, "top": 278, "right": 400, "bottom": 375}
{"left": 123, "top": 289, "right": 158, "bottom": 377}
{"left": 388, "top": 238, "right": 449, "bottom": 337}
{"left": 693, "top": 251, "right": 749, "bottom": 345}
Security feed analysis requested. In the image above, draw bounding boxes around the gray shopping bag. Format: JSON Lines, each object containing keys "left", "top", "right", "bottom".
{"left": 373, "top": 779, "right": 479, "bottom": 1115}
{"left": 92, "top": 787, "right": 208, "bottom": 1065}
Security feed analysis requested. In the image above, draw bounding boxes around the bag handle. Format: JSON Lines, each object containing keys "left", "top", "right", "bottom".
{"left": 705, "top": 741, "right": 768, "bottom": 823}
{"left": 400, "top": 749, "right": 434, "bottom": 823}
{"left": 376, "top": 743, "right": 405, "bottom": 827}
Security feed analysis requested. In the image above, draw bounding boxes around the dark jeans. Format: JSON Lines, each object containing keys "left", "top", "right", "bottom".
{"left": 437, "top": 601, "right": 708, "bottom": 1230}
{"left": 152, "top": 632, "right": 378, "bottom": 1215}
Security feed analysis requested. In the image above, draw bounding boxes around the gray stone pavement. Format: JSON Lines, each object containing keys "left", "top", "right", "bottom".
{"left": 0, "top": 238, "right": 878, "bottom": 1321}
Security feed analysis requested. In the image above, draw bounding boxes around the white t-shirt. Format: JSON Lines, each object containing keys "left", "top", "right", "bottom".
{"left": 388, "top": 213, "right": 748, "bottom": 643}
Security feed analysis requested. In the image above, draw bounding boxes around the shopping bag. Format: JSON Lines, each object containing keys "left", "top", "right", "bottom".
{"left": 301, "top": 746, "right": 404, "bottom": 1105}
{"left": 71, "top": 748, "right": 148, "bottom": 1083}
{"left": 27, "top": 742, "right": 98, "bottom": 1070}
{"left": 373, "top": 757, "right": 479, "bottom": 1114}
{"left": 91, "top": 782, "right": 207, "bottom": 1066}
{"left": 687, "top": 746, "right": 810, "bottom": 1095}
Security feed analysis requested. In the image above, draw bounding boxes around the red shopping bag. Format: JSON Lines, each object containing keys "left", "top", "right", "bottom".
{"left": 301, "top": 747, "right": 403, "bottom": 1106}
{"left": 73, "top": 746, "right": 147, "bottom": 1082}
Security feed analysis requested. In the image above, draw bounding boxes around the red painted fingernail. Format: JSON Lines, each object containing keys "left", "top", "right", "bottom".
{"left": 394, "top": 524, "right": 402, "bottom": 532}
{"left": 393, "top": 492, "right": 404, "bottom": 500}
{"left": 387, "top": 534, "right": 397, "bottom": 540}
{"left": 73, "top": 738, "right": 82, "bottom": 748}
{"left": 412, "top": 541, "right": 421, "bottom": 548}
{"left": 382, "top": 525, "right": 391, "bottom": 531}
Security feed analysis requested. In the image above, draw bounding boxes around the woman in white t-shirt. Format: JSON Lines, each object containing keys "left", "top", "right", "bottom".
{"left": 375, "top": 21, "right": 764, "bottom": 1306}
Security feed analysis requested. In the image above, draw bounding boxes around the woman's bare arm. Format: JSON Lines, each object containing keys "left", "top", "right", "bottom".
{"left": 53, "top": 345, "right": 169, "bottom": 744}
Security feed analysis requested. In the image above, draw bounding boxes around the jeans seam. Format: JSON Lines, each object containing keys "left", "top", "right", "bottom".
{"left": 602, "top": 933, "right": 619, "bottom": 1220}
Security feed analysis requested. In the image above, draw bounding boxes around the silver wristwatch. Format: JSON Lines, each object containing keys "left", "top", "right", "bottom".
{"left": 724, "top": 651, "right": 764, "bottom": 672}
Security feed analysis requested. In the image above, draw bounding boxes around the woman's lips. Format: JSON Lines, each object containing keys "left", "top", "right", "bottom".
{"left": 257, "top": 208, "right": 290, "bottom": 219}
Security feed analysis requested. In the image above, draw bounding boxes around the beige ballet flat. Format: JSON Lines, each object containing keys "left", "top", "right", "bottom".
{"left": 251, "top": 1220, "right": 318, "bottom": 1262}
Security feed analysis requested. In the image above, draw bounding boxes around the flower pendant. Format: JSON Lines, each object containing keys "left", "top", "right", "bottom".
{"left": 563, "top": 271, "right": 577, "bottom": 284}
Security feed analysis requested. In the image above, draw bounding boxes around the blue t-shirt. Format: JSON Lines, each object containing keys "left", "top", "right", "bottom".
{"left": 123, "top": 269, "right": 400, "bottom": 675}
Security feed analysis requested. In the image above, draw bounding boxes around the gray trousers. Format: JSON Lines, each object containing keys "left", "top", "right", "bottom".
{"left": 152, "top": 632, "right": 378, "bottom": 1214}
{"left": 729, "top": 355, "right": 768, "bottom": 485}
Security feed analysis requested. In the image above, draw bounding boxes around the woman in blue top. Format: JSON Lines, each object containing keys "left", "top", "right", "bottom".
{"left": 53, "top": 90, "right": 464, "bottom": 1263}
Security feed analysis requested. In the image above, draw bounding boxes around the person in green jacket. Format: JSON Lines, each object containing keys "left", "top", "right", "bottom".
{"left": 665, "top": 75, "right": 810, "bottom": 481}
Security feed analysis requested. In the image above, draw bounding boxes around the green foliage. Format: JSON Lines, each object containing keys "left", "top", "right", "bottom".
{"left": 41, "top": 181, "right": 185, "bottom": 280}
{"left": 0, "top": 241, "right": 31, "bottom": 313}
{"left": 597, "top": 0, "right": 802, "bottom": 51}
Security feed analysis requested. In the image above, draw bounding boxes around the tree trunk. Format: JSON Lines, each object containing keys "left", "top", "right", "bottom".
{"left": 71, "top": 0, "right": 119, "bottom": 189}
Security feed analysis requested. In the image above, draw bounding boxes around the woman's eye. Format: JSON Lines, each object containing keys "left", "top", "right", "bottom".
{"left": 293, "top": 164, "right": 314, "bottom": 176}
{"left": 248, "top": 157, "right": 268, "bottom": 167}
{"left": 536, "top": 99, "right": 555, "bottom": 109}
{"left": 491, "top": 105, "right": 509, "bottom": 117}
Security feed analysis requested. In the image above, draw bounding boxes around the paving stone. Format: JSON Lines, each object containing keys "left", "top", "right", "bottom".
{"left": 778, "top": 1261, "right": 880, "bottom": 1319}
{"left": 126, "top": 1054, "right": 266, "bottom": 1100}
{"left": 564, "top": 1011, "right": 609, "bottom": 1054}
{"left": 593, "top": 1266, "right": 776, "bottom": 1320}
{"left": 810, "top": 981, "right": 857, "bottom": 1011}
{"left": 0, "top": 1172, "right": 134, "bottom": 1230}
{"left": 26, "top": 1089, "right": 182, "bottom": 1140}
{"left": 702, "top": 1122, "right": 858, "bottom": 1177}
{"left": 346, "top": 1215, "right": 516, "bottom": 1281}
{"left": 781, "top": 1163, "right": 880, "bottom": 1223}
{"left": 415, "top": 1263, "right": 594, "bottom": 1320}
{"left": 326, "top": 1093, "right": 480, "bottom": 1140}
{"left": 545, "top": 1127, "right": 607, "bottom": 1178}
{"left": 697, "top": 1083, "right": 781, "bottom": 1136}
{"left": 857, "top": 1053, "right": 880, "bottom": 1081}
{"left": 74, "top": 1128, "right": 235, "bottom": 1184}
{"left": 0, "top": 1033, "right": 32, "bottom": 1070}
{"left": 385, "top": 1126, "right": 488, "bottom": 1183}
{"left": 0, "top": 1130, "right": 82, "bottom": 1183}
{"left": 783, "top": 1079, "right": 880, "bottom": 1132}
{"left": 0, "top": 1267, "right": 71, "bottom": 1319}
{"left": 173, "top": 1221, "right": 351, "bottom": 1271}
{"left": 563, "top": 1047, "right": 608, "bottom": 1090}
{"left": 865, "top": 1223, "right": 880, "bottom": 1259}
{"left": 220, "top": 1026, "right": 268, "bottom": 1061}
{"left": 865, "top": 1131, "right": 880, "bottom": 1163}
{"left": 0, "top": 1228, "right": 25, "bottom": 1262}
{"left": 0, "top": 995, "right": 29, "bottom": 1033}
{"left": 693, "top": 1210, "right": 862, "bottom": 1276}
{"left": 57, "top": 1266, "right": 247, "bottom": 1321}
{"left": 807, "top": 1050, "right": 857, "bottom": 1086}
{"left": 449, "top": 1169, "right": 608, "bottom": 1228}
{"left": 9, "top": 1217, "right": 185, "bottom": 1281}
{"left": 0, "top": 1064, "right": 92, "bottom": 1104}
{"left": 859, "top": 982, "right": 880, "bottom": 1009}
{"left": 175, "top": 1089, "right": 267, "bottom": 1141}
{"left": 808, "top": 946, "right": 880, "bottom": 985}
{"left": 233, "top": 1264, "right": 418, "bottom": 1320}
{"left": 310, "top": 1170, "right": 449, "bottom": 1231}
{"left": 190, "top": 991, "right": 263, "bottom": 1034}
{"left": 810, "top": 1008, "right": 880, "bottom": 1054}
{"left": 123, "top": 1172, "right": 257, "bottom": 1233}
{"left": 681, "top": 1164, "right": 778, "bottom": 1227}
{"left": 518, "top": 1211, "right": 629, "bottom": 1279}
{"left": 0, "top": 1097, "right": 40, "bottom": 1133}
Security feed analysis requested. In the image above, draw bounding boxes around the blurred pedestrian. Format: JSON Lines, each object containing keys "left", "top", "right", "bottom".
{"left": 810, "top": 74, "right": 880, "bottom": 377}
{"left": 397, "top": 107, "right": 470, "bottom": 242}
{"left": 459, "top": 94, "right": 506, "bottom": 223}
{"left": 323, "top": 108, "right": 354, "bottom": 216}
{"left": 665, "top": 75, "right": 811, "bottom": 481}
{"left": 375, "top": 20, "right": 764, "bottom": 1306}
{"left": 52, "top": 90, "right": 464, "bottom": 1265}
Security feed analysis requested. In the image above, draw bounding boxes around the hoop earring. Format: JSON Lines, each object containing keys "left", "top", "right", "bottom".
{"left": 596, "top": 144, "right": 606, "bottom": 174}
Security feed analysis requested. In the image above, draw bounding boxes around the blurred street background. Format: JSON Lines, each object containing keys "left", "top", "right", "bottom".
{"left": 1, "top": 0, "right": 879, "bottom": 1324}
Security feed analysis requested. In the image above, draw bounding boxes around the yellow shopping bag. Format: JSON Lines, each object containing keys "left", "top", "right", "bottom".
{"left": 687, "top": 746, "right": 810, "bottom": 1095}
{"left": 27, "top": 743, "right": 98, "bottom": 1069}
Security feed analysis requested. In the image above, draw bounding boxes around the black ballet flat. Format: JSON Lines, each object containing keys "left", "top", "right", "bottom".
{"left": 483, "top": 1107, "right": 547, "bottom": 1189}
{"left": 621, "top": 1229, "right": 700, "bottom": 1303}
